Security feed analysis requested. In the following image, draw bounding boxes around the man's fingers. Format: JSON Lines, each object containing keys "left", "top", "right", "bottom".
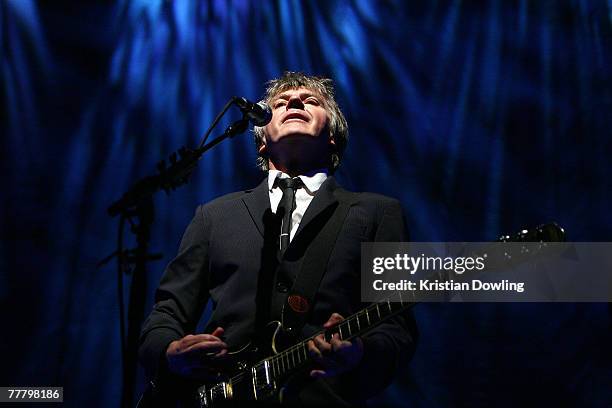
{"left": 307, "top": 340, "right": 323, "bottom": 360}
{"left": 307, "top": 331, "right": 365, "bottom": 380}
{"left": 314, "top": 335, "right": 332, "bottom": 354}
{"left": 323, "top": 313, "right": 345, "bottom": 328}
{"left": 330, "top": 333, "right": 348, "bottom": 352}
{"left": 214, "top": 348, "right": 228, "bottom": 358}
{"left": 308, "top": 339, "right": 331, "bottom": 366}
{"left": 182, "top": 340, "right": 227, "bottom": 356}
{"left": 166, "top": 333, "right": 228, "bottom": 378}
{"left": 210, "top": 327, "right": 224, "bottom": 338}
{"left": 308, "top": 340, "right": 334, "bottom": 378}
{"left": 310, "top": 369, "right": 327, "bottom": 378}
{"left": 179, "top": 333, "right": 224, "bottom": 349}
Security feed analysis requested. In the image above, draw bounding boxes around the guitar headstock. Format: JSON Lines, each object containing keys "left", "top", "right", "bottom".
{"left": 496, "top": 222, "right": 565, "bottom": 243}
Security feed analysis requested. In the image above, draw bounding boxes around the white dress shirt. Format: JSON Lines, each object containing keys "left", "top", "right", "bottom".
{"left": 267, "top": 169, "right": 328, "bottom": 242}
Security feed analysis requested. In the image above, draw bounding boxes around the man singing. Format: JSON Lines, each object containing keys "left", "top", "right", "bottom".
{"left": 139, "top": 71, "right": 417, "bottom": 406}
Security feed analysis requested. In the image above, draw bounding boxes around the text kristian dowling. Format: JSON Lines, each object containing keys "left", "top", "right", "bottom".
{"left": 373, "top": 279, "right": 525, "bottom": 293}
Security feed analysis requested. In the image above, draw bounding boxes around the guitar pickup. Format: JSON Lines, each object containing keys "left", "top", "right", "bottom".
{"left": 251, "top": 360, "right": 276, "bottom": 400}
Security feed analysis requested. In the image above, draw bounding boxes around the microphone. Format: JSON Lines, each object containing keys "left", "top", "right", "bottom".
{"left": 233, "top": 97, "right": 272, "bottom": 126}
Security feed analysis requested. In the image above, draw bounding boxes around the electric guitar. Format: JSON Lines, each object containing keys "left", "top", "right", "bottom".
{"left": 137, "top": 223, "right": 565, "bottom": 407}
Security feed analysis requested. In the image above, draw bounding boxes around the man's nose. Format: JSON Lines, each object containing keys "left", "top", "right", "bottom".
{"left": 286, "top": 95, "right": 304, "bottom": 110}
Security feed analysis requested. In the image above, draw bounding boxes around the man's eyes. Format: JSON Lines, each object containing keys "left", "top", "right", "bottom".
{"left": 273, "top": 98, "right": 320, "bottom": 108}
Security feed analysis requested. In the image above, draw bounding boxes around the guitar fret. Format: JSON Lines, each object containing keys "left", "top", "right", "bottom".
{"left": 290, "top": 349, "right": 295, "bottom": 368}
{"left": 366, "top": 305, "right": 376, "bottom": 325}
{"left": 365, "top": 308, "right": 370, "bottom": 325}
{"left": 376, "top": 303, "right": 381, "bottom": 319}
{"left": 338, "top": 323, "right": 344, "bottom": 339}
{"left": 346, "top": 321, "right": 353, "bottom": 337}
{"left": 355, "top": 314, "right": 361, "bottom": 331}
{"left": 286, "top": 351, "right": 291, "bottom": 370}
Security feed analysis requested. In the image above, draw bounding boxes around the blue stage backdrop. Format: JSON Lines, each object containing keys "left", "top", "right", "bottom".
{"left": 1, "top": 0, "right": 611, "bottom": 406}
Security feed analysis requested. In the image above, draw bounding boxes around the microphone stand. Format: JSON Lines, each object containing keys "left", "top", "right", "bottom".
{"left": 104, "top": 99, "right": 251, "bottom": 408}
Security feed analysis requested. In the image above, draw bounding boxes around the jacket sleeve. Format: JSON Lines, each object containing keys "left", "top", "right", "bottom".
{"left": 339, "top": 198, "right": 418, "bottom": 400}
{"left": 138, "top": 204, "right": 212, "bottom": 380}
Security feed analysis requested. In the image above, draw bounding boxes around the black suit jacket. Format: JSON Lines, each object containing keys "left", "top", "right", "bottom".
{"left": 139, "top": 176, "right": 418, "bottom": 406}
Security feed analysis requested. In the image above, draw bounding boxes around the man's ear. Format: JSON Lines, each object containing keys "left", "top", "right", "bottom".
{"left": 328, "top": 135, "right": 336, "bottom": 149}
{"left": 258, "top": 142, "right": 267, "bottom": 155}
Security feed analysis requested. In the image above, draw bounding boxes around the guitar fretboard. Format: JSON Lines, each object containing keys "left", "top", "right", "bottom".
{"left": 263, "top": 291, "right": 417, "bottom": 379}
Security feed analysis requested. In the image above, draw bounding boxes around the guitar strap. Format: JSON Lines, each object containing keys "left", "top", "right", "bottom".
{"left": 277, "top": 189, "right": 356, "bottom": 335}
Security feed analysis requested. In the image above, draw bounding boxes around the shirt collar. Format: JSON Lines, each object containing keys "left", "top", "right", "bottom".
{"left": 268, "top": 169, "right": 328, "bottom": 194}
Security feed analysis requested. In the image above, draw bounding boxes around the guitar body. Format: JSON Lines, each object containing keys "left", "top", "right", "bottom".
{"left": 137, "top": 321, "right": 299, "bottom": 408}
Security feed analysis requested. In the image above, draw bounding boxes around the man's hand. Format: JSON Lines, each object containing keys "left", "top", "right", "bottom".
{"left": 166, "top": 327, "right": 228, "bottom": 379}
{"left": 307, "top": 313, "right": 364, "bottom": 378}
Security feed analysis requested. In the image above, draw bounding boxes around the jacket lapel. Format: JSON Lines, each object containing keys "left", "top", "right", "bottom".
{"left": 242, "top": 176, "right": 346, "bottom": 246}
{"left": 241, "top": 178, "right": 270, "bottom": 238}
{"left": 292, "top": 176, "right": 339, "bottom": 241}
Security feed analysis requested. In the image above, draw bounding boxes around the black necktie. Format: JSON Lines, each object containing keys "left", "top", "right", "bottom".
{"left": 276, "top": 177, "right": 304, "bottom": 257}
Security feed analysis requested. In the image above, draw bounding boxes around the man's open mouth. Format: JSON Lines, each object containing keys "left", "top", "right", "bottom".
{"left": 283, "top": 112, "right": 309, "bottom": 123}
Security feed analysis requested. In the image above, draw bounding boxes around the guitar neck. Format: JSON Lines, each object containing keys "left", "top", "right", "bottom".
{"left": 324, "top": 297, "right": 416, "bottom": 342}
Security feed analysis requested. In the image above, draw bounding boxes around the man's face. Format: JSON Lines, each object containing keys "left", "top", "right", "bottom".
{"left": 262, "top": 87, "right": 330, "bottom": 147}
